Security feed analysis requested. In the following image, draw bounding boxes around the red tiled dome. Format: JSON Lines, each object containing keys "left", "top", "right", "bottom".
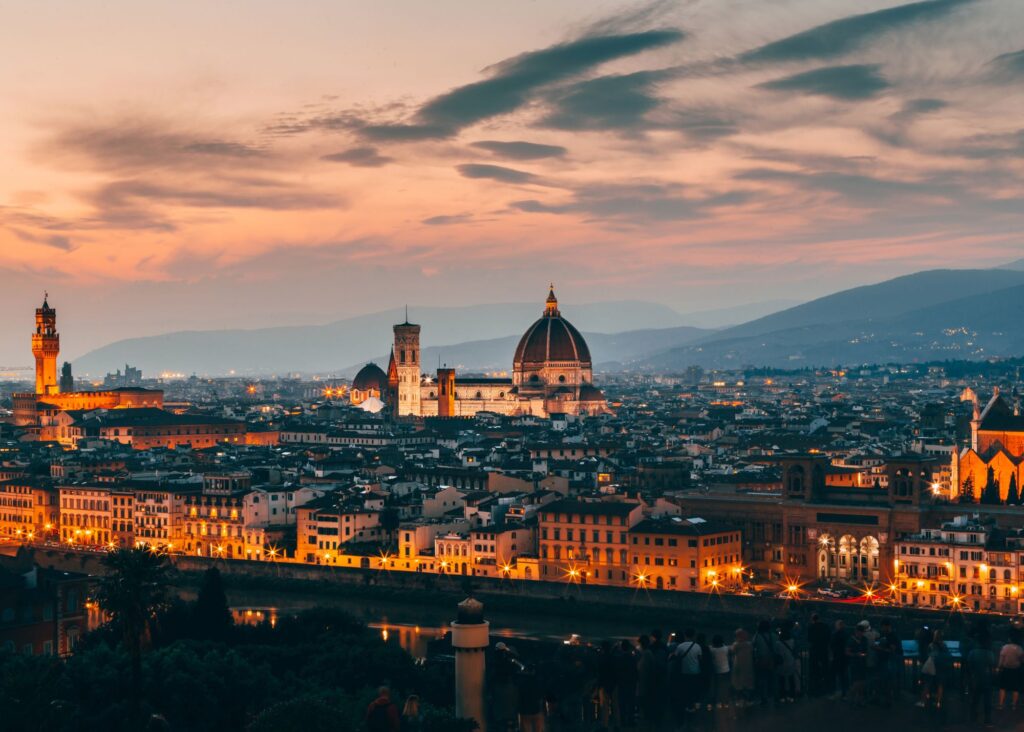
{"left": 514, "top": 315, "right": 591, "bottom": 365}
{"left": 353, "top": 363, "right": 388, "bottom": 392}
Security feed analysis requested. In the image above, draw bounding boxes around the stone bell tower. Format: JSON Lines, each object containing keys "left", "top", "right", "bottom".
{"left": 437, "top": 366, "right": 456, "bottom": 418}
{"left": 393, "top": 311, "right": 421, "bottom": 417}
{"left": 32, "top": 294, "right": 60, "bottom": 395}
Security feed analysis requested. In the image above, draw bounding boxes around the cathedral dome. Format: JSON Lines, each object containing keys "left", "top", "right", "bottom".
{"left": 353, "top": 363, "right": 388, "bottom": 392}
{"left": 513, "top": 287, "right": 592, "bottom": 366}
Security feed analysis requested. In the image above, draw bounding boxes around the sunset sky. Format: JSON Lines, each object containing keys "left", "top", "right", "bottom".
{"left": 1, "top": 0, "right": 1023, "bottom": 363}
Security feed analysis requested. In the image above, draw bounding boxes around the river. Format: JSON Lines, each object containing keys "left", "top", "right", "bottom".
{"left": 188, "top": 587, "right": 650, "bottom": 659}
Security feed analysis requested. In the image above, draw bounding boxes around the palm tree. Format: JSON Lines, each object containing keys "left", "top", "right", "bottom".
{"left": 95, "top": 547, "right": 173, "bottom": 713}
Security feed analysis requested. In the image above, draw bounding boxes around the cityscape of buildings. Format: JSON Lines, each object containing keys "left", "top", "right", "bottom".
{"left": 7, "top": 289, "right": 1024, "bottom": 663}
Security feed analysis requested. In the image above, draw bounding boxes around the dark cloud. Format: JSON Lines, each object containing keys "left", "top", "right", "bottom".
{"left": 276, "top": 29, "right": 685, "bottom": 141}
{"left": 421, "top": 213, "right": 473, "bottom": 226}
{"left": 676, "top": 108, "right": 741, "bottom": 142}
{"left": 361, "top": 124, "right": 450, "bottom": 142}
{"left": 456, "top": 164, "right": 538, "bottom": 184}
{"left": 320, "top": 146, "right": 393, "bottom": 167}
{"left": 896, "top": 98, "right": 948, "bottom": 118}
{"left": 539, "top": 70, "right": 671, "bottom": 131}
{"left": 739, "top": 0, "right": 976, "bottom": 64}
{"left": 736, "top": 168, "right": 959, "bottom": 206}
{"left": 42, "top": 120, "right": 269, "bottom": 173}
{"left": 181, "top": 141, "right": 264, "bottom": 157}
{"left": 757, "top": 64, "right": 890, "bottom": 100}
{"left": 470, "top": 140, "right": 567, "bottom": 160}
{"left": 989, "top": 49, "right": 1024, "bottom": 79}
{"left": 950, "top": 130, "right": 1024, "bottom": 159}
{"left": 510, "top": 182, "right": 748, "bottom": 223}
{"left": 8, "top": 228, "right": 75, "bottom": 251}
{"left": 92, "top": 179, "right": 339, "bottom": 212}
{"left": 412, "top": 29, "right": 683, "bottom": 137}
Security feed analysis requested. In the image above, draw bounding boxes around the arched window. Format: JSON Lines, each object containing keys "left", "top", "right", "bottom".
{"left": 787, "top": 465, "right": 805, "bottom": 496}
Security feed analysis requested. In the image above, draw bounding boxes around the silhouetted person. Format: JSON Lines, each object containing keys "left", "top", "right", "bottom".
{"left": 808, "top": 613, "right": 830, "bottom": 696}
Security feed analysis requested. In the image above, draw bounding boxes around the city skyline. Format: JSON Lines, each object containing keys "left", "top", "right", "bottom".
{"left": 2, "top": 0, "right": 1023, "bottom": 363}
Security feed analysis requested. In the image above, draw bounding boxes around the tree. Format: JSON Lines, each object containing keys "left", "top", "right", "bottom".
{"left": 982, "top": 467, "right": 1000, "bottom": 505}
{"left": 194, "top": 567, "right": 233, "bottom": 641}
{"left": 959, "top": 474, "right": 974, "bottom": 503}
{"left": 95, "top": 547, "right": 173, "bottom": 718}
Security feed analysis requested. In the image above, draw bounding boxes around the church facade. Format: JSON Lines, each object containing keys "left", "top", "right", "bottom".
{"left": 953, "top": 388, "right": 1024, "bottom": 503}
{"left": 350, "top": 288, "right": 609, "bottom": 418}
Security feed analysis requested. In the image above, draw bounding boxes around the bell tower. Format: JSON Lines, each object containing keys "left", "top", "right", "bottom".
{"left": 32, "top": 293, "right": 60, "bottom": 395}
{"left": 393, "top": 312, "right": 421, "bottom": 417}
{"left": 437, "top": 366, "right": 456, "bottom": 418}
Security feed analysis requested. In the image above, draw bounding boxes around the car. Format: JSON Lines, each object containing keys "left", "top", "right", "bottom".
{"left": 817, "top": 587, "right": 840, "bottom": 598}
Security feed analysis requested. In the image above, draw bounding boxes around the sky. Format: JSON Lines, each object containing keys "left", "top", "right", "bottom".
{"left": 1, "top": 0, "right": 1023, "bottom": 364}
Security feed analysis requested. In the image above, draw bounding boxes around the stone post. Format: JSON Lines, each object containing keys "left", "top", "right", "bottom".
{"left": 451, "top": 596, "right": 488, "bottom": 731}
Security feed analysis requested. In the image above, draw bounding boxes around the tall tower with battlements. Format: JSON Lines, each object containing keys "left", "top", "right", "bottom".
{"left": 393, "top": 316, "right": 421, "bottom": 416}
{"left": 32, "top": 294, "right": 60, "bottom": 395}
{"left": 437, "top": 366, "right": 456, "bottom": 417}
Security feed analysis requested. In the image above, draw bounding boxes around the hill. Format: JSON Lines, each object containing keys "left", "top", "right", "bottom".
{"left": 639, "top": 269, "right": 1024, "bottom": 371}
{"left": 347, "top": 325, "right": 711, "bottom": 376}
{"left": 72, "top": 300, "right": 693, "bottom": 376}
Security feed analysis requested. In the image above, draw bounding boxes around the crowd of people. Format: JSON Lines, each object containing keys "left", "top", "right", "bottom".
{"left": 481, "top": 613, "right": 1024, "bottom": 731}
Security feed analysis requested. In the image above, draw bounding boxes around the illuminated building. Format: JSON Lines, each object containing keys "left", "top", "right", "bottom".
{"left": 349, "top": 363, "right": 388, "bottom": 408}
{"left": 674, "top": 454, "right": 939, "bottom": 583}
{"left": 538, "top": 499, "right": 643, "bottom": 585}
{"left": 58, "top": 485, "right": 112, "bottom": 546}
{"left": 12, "top": 296, "right": 164, "bottom": 429}
{"left": 183, "top": 473, "right": 251, "bottom": 558}
{"left": 133, "top": 485, "right": 198, "bottom": 548}
{"left": 110, "top": 489, "right": 135, "bottom": 548}
{"left": 0, "top": 479, "right": 57, "bottom": 541}
{"left": 296, "top": 495, "right": 393, "bottom": 564}
{"left": 630, "top": 517, "right": 743, "bottom": 592}
{"left": 92, "top": 408, "right": 246, "bottom": 449}
{"left": 953, "top": 388, "right": 1024, "bottom": 502}
{"left": 896, "top": 515, "right": 1024, "bottom": 613}
{"left": 469, "top": 523, "right": 535, "bottom": 579}
{"left": 357, "top": 287, "right": 609, "bottom": 418}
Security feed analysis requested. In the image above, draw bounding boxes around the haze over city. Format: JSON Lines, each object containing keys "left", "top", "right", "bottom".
{"left": 2, "top": 0, "right": 1024, "bottom": 365}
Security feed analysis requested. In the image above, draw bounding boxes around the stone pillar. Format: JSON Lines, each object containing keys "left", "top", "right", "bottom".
{"left": 451, "top": 597, "right": 488, "bottom": 731}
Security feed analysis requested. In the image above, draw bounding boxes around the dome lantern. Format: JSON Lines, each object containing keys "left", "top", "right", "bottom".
{"left": 544, "top": 283, "right": 559, "bottom": 317}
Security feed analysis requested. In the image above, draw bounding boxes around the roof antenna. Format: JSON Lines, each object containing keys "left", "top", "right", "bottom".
{"left": 404, "top": 304, "right": 409, "bottom": 324}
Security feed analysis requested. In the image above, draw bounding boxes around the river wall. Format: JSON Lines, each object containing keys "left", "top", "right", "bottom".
{"left": 14, "top": 546, "right": 972, "bottom": 635}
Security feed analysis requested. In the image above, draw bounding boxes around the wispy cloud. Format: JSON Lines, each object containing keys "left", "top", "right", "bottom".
{"left": 456, "top": 164, "right": 539, "bottom": 184}
{"left": 738, "top": 0, "right": 976, "bottom": 64}
{"left": 511, "top": 183, "right": 749, "bottom": 223}
{"left": 320, "top": 146, "right": 393, "bottom": 167}
{"left": 757, "top": 64, "right": 890, "bottom": 100}
{"left": 470, "top": 140, "right": 567, "bottom": 160}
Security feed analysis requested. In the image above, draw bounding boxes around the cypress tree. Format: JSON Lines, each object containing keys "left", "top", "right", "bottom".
{"left": 982, "top": 467, "right": 999, "bottom": 505}
{"left": 194, "top": 566, "right": 233, "bottom": 641}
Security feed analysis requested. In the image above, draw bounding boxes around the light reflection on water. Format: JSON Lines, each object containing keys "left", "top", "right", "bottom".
{"left": 231, "top": 606, "right": 278, "bottom": 628}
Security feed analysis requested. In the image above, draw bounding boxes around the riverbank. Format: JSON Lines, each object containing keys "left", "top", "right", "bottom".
{"left": 14, "top": 545, "right": 989, "bottom": 640}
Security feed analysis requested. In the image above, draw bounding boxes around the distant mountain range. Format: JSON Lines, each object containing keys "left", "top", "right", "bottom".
{"left": 355, "top": 325, "right": 712, "bottom": 377}
{"left": 72, "top": 300, "right": 716, "bottom": 376}
{"left": 635, "top": 268, "right": 1024, "bottom": 370}
{"left": 73, "top": 267, "right": 1024, "bottom": 376}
